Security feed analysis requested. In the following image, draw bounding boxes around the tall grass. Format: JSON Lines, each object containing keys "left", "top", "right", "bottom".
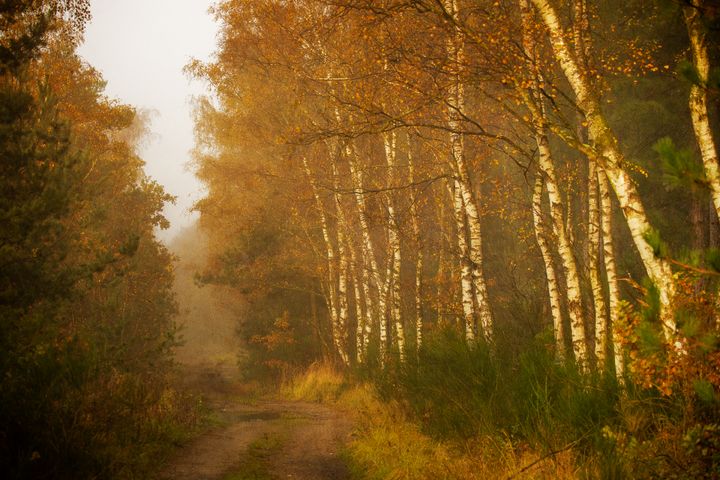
{"left": 285, "top": 326, "right": 719, "bottom": 478}
{"left": 285, "top": 359, "right": 579, "bottom": 478}
{"left": 379, "top": 328, "right": 618, "bottom": 448}
{"left": 282, "top": 362, "right": 347, "bottom": 402}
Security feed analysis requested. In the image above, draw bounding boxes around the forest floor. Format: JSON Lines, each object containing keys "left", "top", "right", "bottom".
{"left": 159, "top": 361, "right": 354, "bottom": 480}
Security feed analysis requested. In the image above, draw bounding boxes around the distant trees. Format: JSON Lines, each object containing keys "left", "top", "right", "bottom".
{"left": 192, "top": 0, "right": 719, "bottom": 389}
{"left": 0, "top": 4, "right": 185, "bottom": 478}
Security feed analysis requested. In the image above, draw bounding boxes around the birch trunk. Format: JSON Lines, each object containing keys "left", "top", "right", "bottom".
{"left": 408, "top": 134, "right": 424, "bottom": 355}
{"left": 445, "top": 0, "right": 493, "bottom": 341}
{"left": 302, "top": 157, "right": 342, "bottom": 363}
{"left": 347, "top": 143, "right": 388, "bottom": 364}
{"left": 520, "top": 0, "right": 588, "bottom": 366}
{"left": 535, "top": 124, "right": 588, "bottom": 366}
{"left": 530, "top": 0, "right": 678, "bottom": 346}
{"left": 451, "top": 180, "right": 476, "bottom": 342}
{"left": 684, "top": 0, "right": 720, "bottom": 222}
{"left": 588, "top": 159, "right": 608, "bottom": 369}
{"left": 532, "top": 174, "right": 566, "bottom": 360}
{"left": 332, "top": 160, "right": 350, "bottom": 366}
{"left": 383, "top": 131, "right": 406, "bottom": 363}
{"left": 347, "top": 230, "right": 366, "bottom": 364}
{"left": 599, "top": 169, "right": 624, "bottom": 379}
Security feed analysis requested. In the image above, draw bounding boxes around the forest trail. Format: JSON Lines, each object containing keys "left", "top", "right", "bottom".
{"left": 160, "top": 362, "right": 354, "bottom": 480}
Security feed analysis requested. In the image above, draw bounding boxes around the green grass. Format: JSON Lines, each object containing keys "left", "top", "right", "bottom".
{"left": 222, "top": 433, "right": 284, "bottom": 480}
{"left": 281, "top": 362, "right": 348, "bottom": 403}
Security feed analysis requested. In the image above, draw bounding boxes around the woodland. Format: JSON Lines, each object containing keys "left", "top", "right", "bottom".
{"left": 2, "top": 0, "right": 720, "bottom": 478}
{"left": 1, "top": 1, "right": 192, "bottom": 478}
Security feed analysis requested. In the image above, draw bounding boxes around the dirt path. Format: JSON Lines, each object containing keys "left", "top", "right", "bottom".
{"left": 160, "top": 363, "right": 354, "bottom": 480}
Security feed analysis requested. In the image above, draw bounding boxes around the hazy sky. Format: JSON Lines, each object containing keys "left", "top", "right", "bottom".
{"left": 77, "top": 0, "right": 218, "bottom": 243}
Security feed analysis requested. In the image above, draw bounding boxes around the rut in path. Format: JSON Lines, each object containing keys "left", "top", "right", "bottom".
{"left": 160, "top": 363, "right": 354, "bottom": 480}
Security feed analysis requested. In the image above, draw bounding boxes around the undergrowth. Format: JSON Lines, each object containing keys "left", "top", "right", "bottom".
{"left": 285, "top": 322, "right": 720, "bottom": 480}
{"left": 285, "top": 362, "right": 577, "bottom": 479}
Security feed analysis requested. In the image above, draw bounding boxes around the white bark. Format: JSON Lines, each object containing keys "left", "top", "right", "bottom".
{"left": 383, "top": 131, "right": 406, "bottom": 363}
{"left": 588, "top": 159, "right": 608, "bottom": 369}
{"left": 450, "top": 180, "right": 476, "bottom": 342}
{"left": 684, "top": 0, "right": 720, "bottom": 222}
{"left": 407, "top": 134, "right": 424, "bottom": 355}
{"left": 347, "top": 230, "right": 366, "bottom": 364}
{"left": 536, "top": 131, "right": 588, "bottom": 366}
{"left": 520, "top": 0, "right": 588, "bottom": 366}
{"left": 302, "top": 158, "right": 339, "bottom": 355}
{"left": 445, "top": 0, "right": 493, "bottom": 342}
{"left": 530, "top": 0, "right": 678, "bottom": 346}
{"left": 599, "top": 169, "right": 624, "bottom": 379}
{"left": 332, "top": 159, "right": 350, "bottom": 366}
{"left": 532, "top": 174, "right": 566, "bottom": 360}
{"left": 347, "top": 143, "right": 388, "bottom": 364}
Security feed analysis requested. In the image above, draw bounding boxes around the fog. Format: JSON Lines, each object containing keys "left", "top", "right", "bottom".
{"left": 77, "top": 0, "right": 218, "bottom": 242}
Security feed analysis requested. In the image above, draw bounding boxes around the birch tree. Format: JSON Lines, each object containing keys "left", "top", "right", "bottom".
{"left": 530, "top": 0, "right": 679, "bottom": 348}
{"left": 520, "top": 0, "right": 588, "bottom": 366}
{"left": 532, "top": 174, "right": 566, "bottom": 359}
{"left": 444, "top": 0, "right": 493, "bottom": 342}
{"left": 682, "top": 0, "right": 720, "bottom": 222}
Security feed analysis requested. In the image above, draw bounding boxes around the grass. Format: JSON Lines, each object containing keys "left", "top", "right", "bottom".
{"left": 337, "top": 384, "right": 578, "bottom": 479}
{"left": 281, "top": 320, "right": 720, "bottom": 479}
{"left": 281, "top": 362, "right": 347, "bottom": 402}
{"left": 281, "top": 358, "right": 582, "bottom": 479}
{"left": 222, "top": 433, "right": 285, "bottom": 480}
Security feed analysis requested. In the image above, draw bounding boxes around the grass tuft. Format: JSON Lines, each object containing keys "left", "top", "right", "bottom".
{"left": 282, "top": 362, "right": 347, "bottom": 402}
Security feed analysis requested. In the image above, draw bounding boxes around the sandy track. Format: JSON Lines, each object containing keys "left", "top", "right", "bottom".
{"left": 159, "top": 364, "right": 353, "bottom": 480}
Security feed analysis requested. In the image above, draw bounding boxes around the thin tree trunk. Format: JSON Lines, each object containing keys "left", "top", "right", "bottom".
{"left": 588, "top": 159, "right": 608, "bottom": 369}
{"left": 302, "top": 157, "right": 342, "bottom": 362}
{"left": 520, "top": 0, "right": 588, "bottom": 366}
{"left": 332, "top": 159, "right": 350, "bottom": 366}
{"left": 530, "top": 0, "right": 678, "bottom": 347}
{"left": 347, "top": 143, "right": 387, "bottom": 364}
{"left": 598, "top": 168, "right": 624, "bottom": 379}
{"left": 684, "top": 0, "right": 720, "bottom": 222}
{"left": 347, "top": 230, "right": 366, "bottom": 364}
{"left": 445, "top": 0, "right": 493, "bottom": 342}
{"left": 450, "top": 180, "right": 476, "bottom": 342}
{"left": 532, "top": 173, "right": 566, "bottom": 360}
{"left": 383, "top": 131, "right": 406, "bottom": 363}
{"left": 407, "top": 133, "right": 424, "bottom": 356}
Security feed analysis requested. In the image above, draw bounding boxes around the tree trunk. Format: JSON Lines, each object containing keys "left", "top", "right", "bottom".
{"left": 532, "top": 173, "right": 566, "bottom": 360}
{"left": 383, "top": 131, "right": 406, "bottom": 363}
{"left": 530, "top": 0, "right": 678, "bottom": 347}
{"left": 347, "top": 229, "right": 366, "bottom": 364}
{"left": 347, "top": 143, "right": 387, "bottom": 364}
{"left": 588, "top": 159, "right": 608, "bottom": 369}
{"left": 520, "top": 0, "right": 588, "bottom": 366}
{"left": 684, "top": 0, "right": 720, "bottom": 223}
{"left": 450, "top": 180, "right": 476, "bottom": 342}
{"left": 332, "top": 159, "right": 350, "bottom": 366}
{"left": 598, "top": 168, "right": 624, "bottom": 379}
{"left": 302, "top": 157, "right": 342, "bottom": 363}
{"left": 407, "top": 133, "right": 424, "bottom": 356}
{"left": 445, "top": 0, "right": 493, "bottom": 342}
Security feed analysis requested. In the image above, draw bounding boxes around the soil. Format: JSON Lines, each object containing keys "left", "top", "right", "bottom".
{"left": 159, "top": 362, "right": 354, "bottom": 480}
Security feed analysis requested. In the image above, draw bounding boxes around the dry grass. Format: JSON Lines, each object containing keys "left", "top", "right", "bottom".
{"left": 281, "top": 362, "right": 346, "bottom": 403}
{"left": 283, "top": 365, "right": 579, "bottom": 479}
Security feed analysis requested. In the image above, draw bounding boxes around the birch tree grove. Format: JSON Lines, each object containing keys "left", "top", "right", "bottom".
{"left": 7, "top": 0, "right": 720, "bottom": 476}
{"left": 190, "top": 0, "right": 719, "bottom": 378}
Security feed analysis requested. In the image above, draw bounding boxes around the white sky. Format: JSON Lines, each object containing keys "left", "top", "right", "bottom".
{"left": 77, "top": 0, "right": 218, "bottom": 243}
